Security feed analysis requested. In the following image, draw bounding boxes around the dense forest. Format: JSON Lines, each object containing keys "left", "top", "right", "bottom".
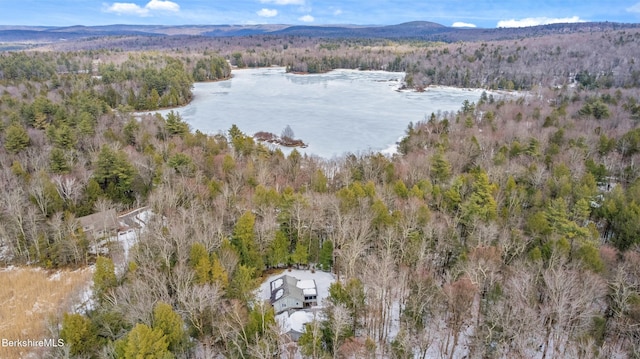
{"left": 1, "top": 26, "right": 640, "bottom": 359}
{"left": 41, "top": 28, "right": 640, "bottom": 90}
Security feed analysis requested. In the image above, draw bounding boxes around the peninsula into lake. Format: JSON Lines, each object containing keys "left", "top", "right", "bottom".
{"left": 254, "top": 131, "right": 308, "bottom": 148}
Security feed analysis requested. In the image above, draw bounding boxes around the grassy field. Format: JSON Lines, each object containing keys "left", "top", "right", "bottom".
{"left": 0, "top": 266, "right": 93, "bottom": 359}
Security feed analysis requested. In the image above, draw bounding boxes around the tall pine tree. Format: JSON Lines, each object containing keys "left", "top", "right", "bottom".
{"left": 232, "top": 211, "right": 264, "bottom": 273}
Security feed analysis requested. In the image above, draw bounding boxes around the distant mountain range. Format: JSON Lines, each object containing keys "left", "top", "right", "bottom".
{"left": 1, "top": 21, "right": 639, "bottom": 43}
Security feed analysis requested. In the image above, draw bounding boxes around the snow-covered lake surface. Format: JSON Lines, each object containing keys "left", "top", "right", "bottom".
{"left": 154, "top": 67, "right": 486, "bottom": 158}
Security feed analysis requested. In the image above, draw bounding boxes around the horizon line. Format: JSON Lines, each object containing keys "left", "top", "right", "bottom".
{"left": 1, "top": 19, "right": 637, "bottom": 30}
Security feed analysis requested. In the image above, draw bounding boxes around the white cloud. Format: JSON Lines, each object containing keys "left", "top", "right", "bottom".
{"left": 259, "top": 0, "right": 305, "bottom": 5}
{"left": 497, "top": 16, "right": 585, "bottom": 28}
{"left": 145, "top": 0, "right": 179, "bottom": 12}
{"left": 257, "top": 8, "right": 278, "bottom": 17}
{"left": 104, "top": 2, "right": 149, "bottom": 16}
{"left": 452, "top": 22, "right": 476, "bottom": 28}
{"left": 103, "top": 0, "right": 179, "bottom": 16}
{"left": 627, "top": 2, "right": 640, "bottom": 13}
{"left": 298, "top": 14, "right": 314, "bottom": 22}
{"left": 332, "top": 8, "right": 343, "bottom": 16}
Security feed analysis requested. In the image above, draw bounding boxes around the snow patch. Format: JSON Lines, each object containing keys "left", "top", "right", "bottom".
{"left": 271, "top": 278, "right": 284, "bottom": 291}
{"left": 0, "top": 265, "right": 17, "bottom": 272}
{"left": 289, "top": 311, "right": 315, "bottom": 333}
{"left": 276, "top": 310, "right": 318, "bottom": 338}
{"left": 302, "top": 288, "right": 316, "bottom": 296}
{"left": 387, "top": 300, "right": 401, "bottom": 339}
{"left": 275, "top": 288, "right": 284, "bottom": 300}
{"left": 49, "top": 271, "right": 62, "bottom": 281}
{"left": 116, "top": 229, "right": 138, "bottom": 270}
{"left": 276, "top": 312, "right": 292, "bottom": 334}
{"left": 380, "top": 136, "right": 403, "bottom": 156}
{"left": 0, "top": 243, "right": 11, "bottom": 262}
{"left": 134, "top": 210, "right": 152, "bottom": 226}
{"left": 72, "top": 266, "right": 95, "bottom": 313}
{"left": 296, "top": 279, "right": 316, "bottom": 289}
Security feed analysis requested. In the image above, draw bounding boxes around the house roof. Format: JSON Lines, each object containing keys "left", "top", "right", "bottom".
{"left": 270, "top": 275, "right": 305, "bottom": 304}
{"left": 77, "top": 209, "right": 118, "bottom": 233}
{"left": 294, "top": 279, "right": 316, "bottom": 296}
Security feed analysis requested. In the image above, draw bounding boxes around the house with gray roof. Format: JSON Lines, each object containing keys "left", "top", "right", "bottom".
{"left": 270, "top": 275, "right": 318, "bottom": 314}
{"left": 77, "top": 209, "right": 119, "bottom": 239}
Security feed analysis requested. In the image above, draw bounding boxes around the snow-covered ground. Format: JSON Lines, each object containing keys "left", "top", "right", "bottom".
{"left": 276, "top": 311, "right": 317, "bottom": 334}
{"left": 71, "top": 265, "right": 95, "bottom": 313}
{"left": 257, "top": 269, "right": 335, "bottom": 336}
{"left": 0, "top": 243, "right": 11, "bottom": 262}
{"left": 113, "top": 229, "right": 138, "bottom": 272}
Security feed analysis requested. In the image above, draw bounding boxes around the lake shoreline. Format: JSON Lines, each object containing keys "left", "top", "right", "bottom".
{"left": 140, "top": 66, "right": 515, "bottom": 114}
{"left": 145, "top": 67, "right": 491, "bottom": 158}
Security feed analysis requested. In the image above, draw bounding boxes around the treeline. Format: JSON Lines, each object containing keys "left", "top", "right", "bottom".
{"left": 286, "top": 53, "right": 391, "bottom": 73}
{"left": 99, "top": 56, "right": 193, "bottom": 110}
{"left": 0, "top": 50, "right": 232, "bottom": 111}
{"left": 192, "top": 55, "right": 232, "bottom": 81}
{"left": 98, "top": 54, "right": 230, "bottom": 110}
{"left": 0, "top": 52, "right": 57, "bottom": 81}
{"left": 46, "top": 28, "right": 640, "bottom": 90}
{"left": 280, "top": 30, "right": 640, "bottom": 90}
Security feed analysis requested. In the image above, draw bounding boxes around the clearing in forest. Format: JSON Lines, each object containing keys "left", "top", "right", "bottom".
{"left": 0, "top": 266, "right": 92, "bottom": 359}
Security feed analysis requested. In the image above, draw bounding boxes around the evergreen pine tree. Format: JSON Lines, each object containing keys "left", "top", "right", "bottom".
{"left": 94, "top": 256, "right": 117, "bottom": 300}
{"left": 153, "top": 302, "right": 185, "bottom": 352}
{"left": 431, "top": 149, "right": 451, "bottom": 184}
{"left": 60, "top": 313, "right": 98, "bottom": 356}
{"left": 210, "top": 253, "right": 229, "bottom": 288}
{"left": 228, "top": 264, "right": 255, "bottom": 302}
{"left": 4, "top": 123, "right": 30, "bottom": 153}
{"left": 461, "top": 170, "right": 498, "bottom": 224}
{"left": 165, "top": 111, "right": 188, "bottom": 136}
{"left": 189, "top": 243, "right": 211, "bottom": 285}
{"left": 291, "top": 240, "right": 309, "bottom": 269}
{"left": 50, "top": 147, "right": 70, "bottom": 173}
{"left": 267, "top": 230, "right": 290, "bottom": 268}
{"left": 94, "top": 145, "right": 137, "bottom": 203}
{"left": 123, "top": 323, "right": 172, "bottom": 359}
{"left": 232, "top": 211, "right": 264, "bottom": 272}
{"left": 319, "top": 240, "right": 334, "bottom": 271}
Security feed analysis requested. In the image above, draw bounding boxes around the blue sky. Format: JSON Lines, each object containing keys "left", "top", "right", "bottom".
{"left": 1, "top": 0, "right": 640, "bottom": 28}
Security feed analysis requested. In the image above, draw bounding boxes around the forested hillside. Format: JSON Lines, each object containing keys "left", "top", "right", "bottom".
{"left": 1, "top": 27, "right": 640, "bottom": 359}
{"left": 40, "top": 27, "right": 640, "bottom": 91}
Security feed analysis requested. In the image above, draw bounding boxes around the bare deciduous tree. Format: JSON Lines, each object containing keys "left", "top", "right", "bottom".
{"left": 540, "top": 263, "right": 607, "bottom": 359}
{"left": 443, "top": 275, "right": 477, "bottom": 359}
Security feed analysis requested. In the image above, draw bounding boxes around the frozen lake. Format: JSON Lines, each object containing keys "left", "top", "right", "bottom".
{"left": 158, "top": 67, "right": 485, "bottom": 158}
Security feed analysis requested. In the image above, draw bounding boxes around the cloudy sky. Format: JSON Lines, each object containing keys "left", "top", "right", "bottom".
{"left": 2, "top": 0, "right": 640, "bottom": 28}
